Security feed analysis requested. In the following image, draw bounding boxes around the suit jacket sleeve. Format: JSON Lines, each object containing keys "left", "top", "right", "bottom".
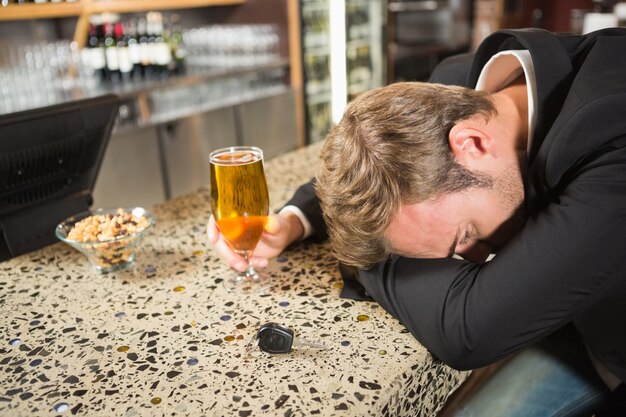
{"left": 349, "top": 143, "right": 626, "bottom": 370}
{"left": 283, "top": 179, "right": 328, "bottom": 242}
{"left": 427, "top": 52, "right": 475, "bottom": 86}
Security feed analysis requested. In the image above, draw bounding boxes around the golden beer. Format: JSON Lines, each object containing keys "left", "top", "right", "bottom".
{"left": 210, "top": 147, "right": 269, "bottom": 254}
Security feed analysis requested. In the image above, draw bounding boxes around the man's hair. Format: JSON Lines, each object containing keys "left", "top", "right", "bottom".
{"left": 315, "top": 82, "right": 496, "bottom": 269}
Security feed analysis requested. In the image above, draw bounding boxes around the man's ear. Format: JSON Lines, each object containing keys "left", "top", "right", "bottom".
{"left": 448, "top": 119, "right": 495, "bottom": 165}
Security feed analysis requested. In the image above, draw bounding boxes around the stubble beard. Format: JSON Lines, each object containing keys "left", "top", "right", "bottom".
{"left": 489, "top": 159, "right": 528, "bottom": 250}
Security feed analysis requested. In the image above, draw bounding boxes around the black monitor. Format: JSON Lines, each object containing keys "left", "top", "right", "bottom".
{"left": 0, "top": 95, "right": 120, "bottom": 261}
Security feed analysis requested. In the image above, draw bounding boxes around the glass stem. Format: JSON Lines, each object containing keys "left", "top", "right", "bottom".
{"left": 244, "top": 263, "right": 256, "bottom": 279}
{"left": 240, "top": 251, "right": 256, "bottom": 279}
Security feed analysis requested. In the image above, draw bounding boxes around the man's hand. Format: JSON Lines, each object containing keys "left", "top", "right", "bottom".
{"left": 207, "top": 212, "right": 305, "bottom": 272}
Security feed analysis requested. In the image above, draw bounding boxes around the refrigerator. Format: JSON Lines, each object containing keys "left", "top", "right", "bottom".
{"left": 301, "top": 0, "right": 386, "bottom": 143}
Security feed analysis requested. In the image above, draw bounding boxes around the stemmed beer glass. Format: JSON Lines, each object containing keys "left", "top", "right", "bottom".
{"left": 210, "top": 146, "right": 270, "bottom": 293}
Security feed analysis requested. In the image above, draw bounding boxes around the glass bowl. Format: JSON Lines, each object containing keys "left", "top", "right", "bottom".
{"left": 55, "top": 207, "right": 156, "bottom": 273}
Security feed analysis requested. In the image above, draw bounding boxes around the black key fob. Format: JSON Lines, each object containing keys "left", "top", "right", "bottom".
{"left": 257, "top": 322, "right": 294, "bottom": 354}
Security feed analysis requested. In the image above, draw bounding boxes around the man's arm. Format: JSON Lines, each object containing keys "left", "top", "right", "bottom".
{"left": 349, "top": 146, "right": 626, "bottom": 370}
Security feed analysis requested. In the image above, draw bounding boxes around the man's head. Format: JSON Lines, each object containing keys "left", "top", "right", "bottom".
{"left": 316, "top": 82, "right": 527, "bottom": 269}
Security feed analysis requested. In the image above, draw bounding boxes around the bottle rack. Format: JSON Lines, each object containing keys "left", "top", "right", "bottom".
{"left": 0, "top": 0, "right": 305, "bottom": 146}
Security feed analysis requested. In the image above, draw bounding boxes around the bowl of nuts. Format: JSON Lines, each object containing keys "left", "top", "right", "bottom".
{"left": 55, "top": 207, "right": 156, "bottom": 273}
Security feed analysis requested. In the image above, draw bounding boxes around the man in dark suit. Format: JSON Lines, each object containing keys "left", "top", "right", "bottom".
{"left": 208, "top": 28, "right": 626, "bottom": 414}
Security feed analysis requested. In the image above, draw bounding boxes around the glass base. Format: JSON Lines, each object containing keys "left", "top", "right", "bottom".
{"left": 89, "top": 255, "right": 135, "bottom": 274}
{"left": 223, "top": 266, "right": 271, "bottom": 294}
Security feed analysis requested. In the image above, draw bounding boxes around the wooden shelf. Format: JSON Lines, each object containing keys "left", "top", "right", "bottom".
{"left": 86, "top": 0, "right": 245, "bottom": 14}
{"left": 0, "top": 0, "right": 245, "bottom": 22}
{"left": 0, "top": 2, "right": 83, "bottom": 21}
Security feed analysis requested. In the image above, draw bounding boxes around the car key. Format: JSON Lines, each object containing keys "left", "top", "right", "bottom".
{"left": 251, "top": 322, "right": 329, "bottom": 354}
{"left": 257, "top": 322, "right": 294, "bottom": 353}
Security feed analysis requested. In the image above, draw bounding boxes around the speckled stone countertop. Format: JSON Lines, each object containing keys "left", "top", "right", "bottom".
{"left": 0, "top": 142, "right": 469, "bottom": 417}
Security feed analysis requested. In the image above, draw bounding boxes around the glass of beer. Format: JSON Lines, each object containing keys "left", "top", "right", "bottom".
{"left": 210, "top": 146, "right": 270, "bottom": 293}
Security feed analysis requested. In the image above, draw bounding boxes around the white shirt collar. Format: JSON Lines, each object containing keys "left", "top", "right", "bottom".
{"left": 475, "top": 50, "right": 538, "bottom": 152}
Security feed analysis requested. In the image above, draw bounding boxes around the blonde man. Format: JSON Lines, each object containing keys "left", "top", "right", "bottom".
{"left": 209, "top": 28, "right": 626, "bottom": 415}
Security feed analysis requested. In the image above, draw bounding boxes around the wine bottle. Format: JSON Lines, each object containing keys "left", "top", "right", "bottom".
{"left": 103, "top": 21, "right": 120, "bottom": 82}
{"left": 84, "top": 22, "right": 107, "bottom": 81}
{"left": 115, "top": 22, "right": 132, "bottom": 82}
{"left": 125, "top": 19, "right": 142, "bottom": 80}
{"left": 151, "top": 12, "right": 172, "bottom": 79}
{"left": 137, "top": 17, "right": 152, "bottom": 79}
{"left": 168, "top": 13, "right": 186, "bottom": 75}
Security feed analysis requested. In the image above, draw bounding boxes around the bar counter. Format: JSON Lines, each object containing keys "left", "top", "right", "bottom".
{"left": 0, "top": 141, "right": 469, "bottom": 416}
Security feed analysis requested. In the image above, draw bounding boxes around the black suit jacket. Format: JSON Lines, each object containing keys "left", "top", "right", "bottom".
{"left": 286, "top": 29, "right": 626, "bottom": 382}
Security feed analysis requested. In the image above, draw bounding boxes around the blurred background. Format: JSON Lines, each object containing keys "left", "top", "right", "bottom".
{"left": 0, "top": 0, "right": 623, "bottom": 208}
